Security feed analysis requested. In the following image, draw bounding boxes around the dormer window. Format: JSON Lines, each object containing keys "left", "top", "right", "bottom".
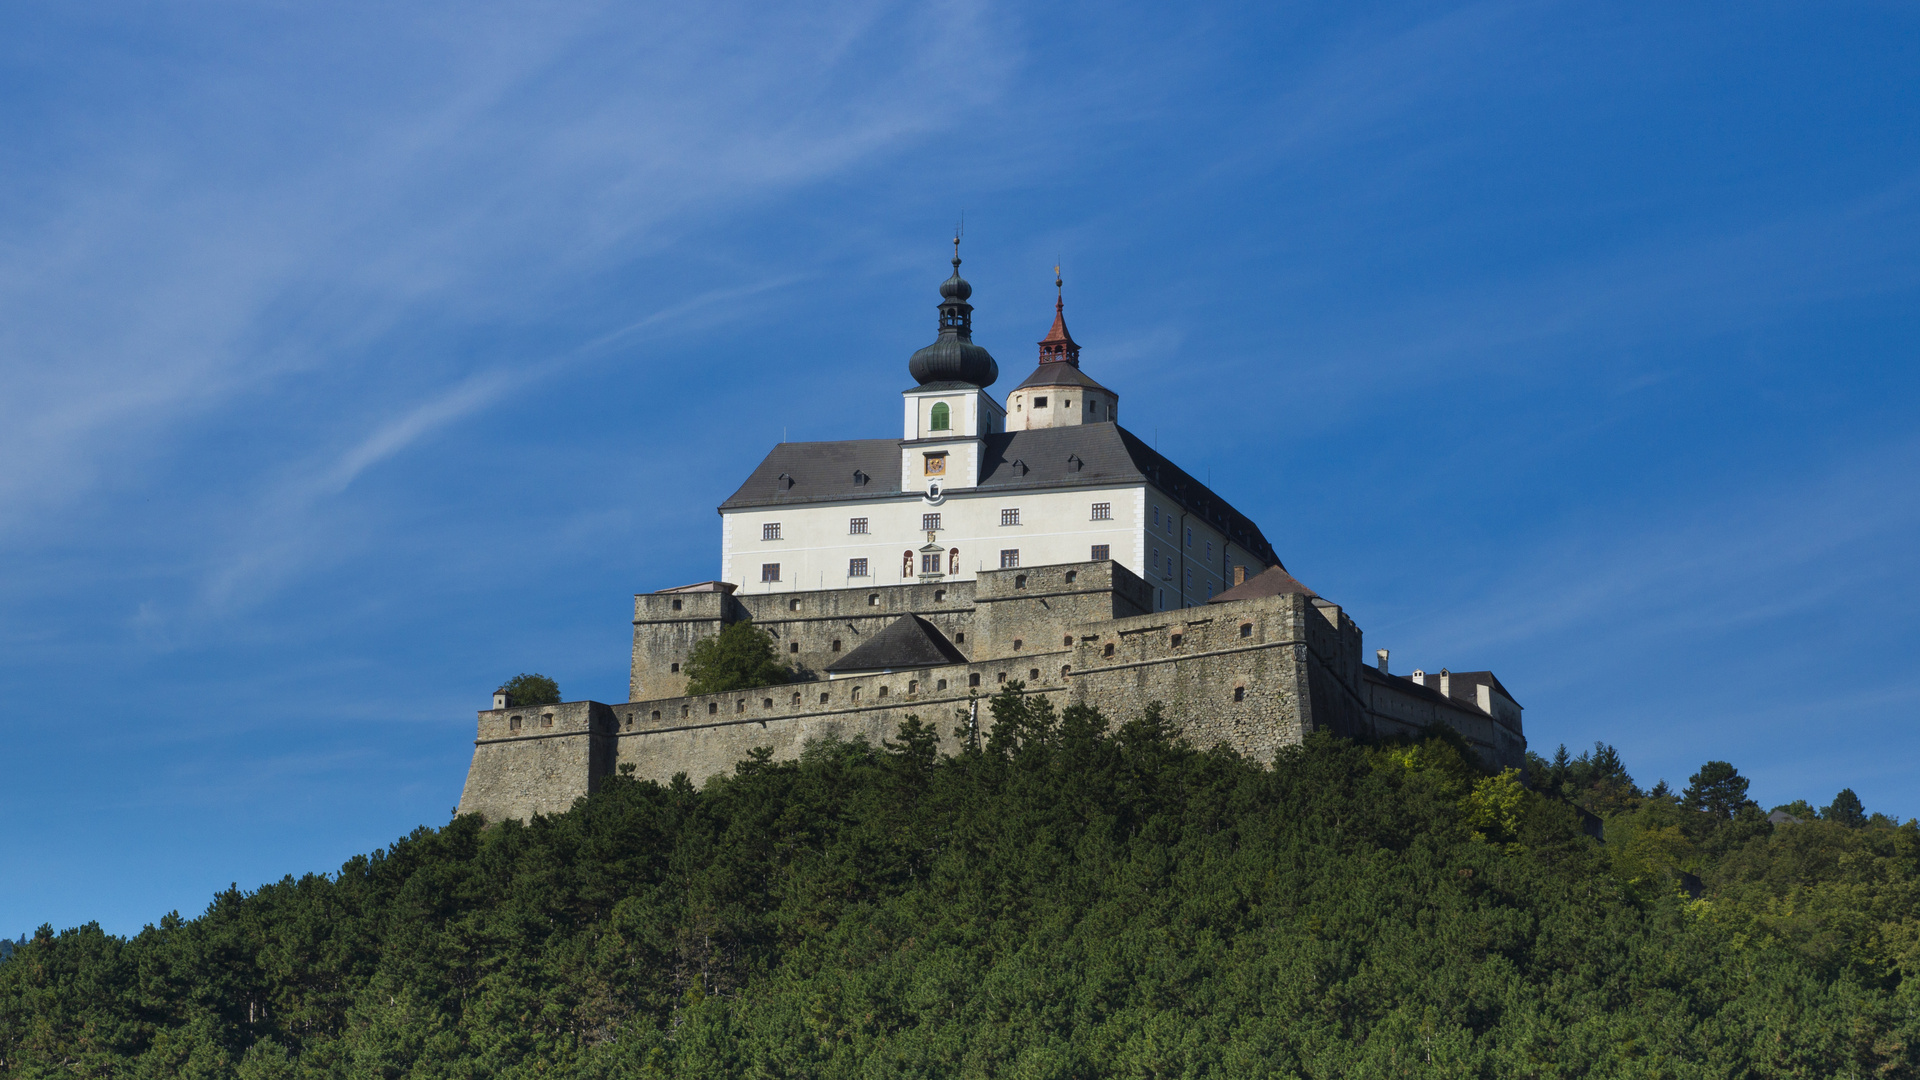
{"left": 930, "top": 402, "right": 951, "bottom": 431}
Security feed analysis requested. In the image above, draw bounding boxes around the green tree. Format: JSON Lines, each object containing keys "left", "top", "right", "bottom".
{"left": 682, "top": 619, "right": 792, "bottom": 695}
{"left": 1683, "top": 759, "right": 1751, "bottom": 819}
{"left": 1824, "top": 787, "right": 1867, "bottom": 827}
{"left": 496, "top": 672, "right": 559, "bottom": 706}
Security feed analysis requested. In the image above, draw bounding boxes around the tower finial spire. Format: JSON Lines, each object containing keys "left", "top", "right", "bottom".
{"left": 1037, "top": 265, "right": 1080, "bottom": 367}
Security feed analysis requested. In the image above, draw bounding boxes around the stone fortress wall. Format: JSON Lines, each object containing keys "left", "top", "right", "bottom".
{"left": 459, "top": 559, "right": 1528, "bottom": 822}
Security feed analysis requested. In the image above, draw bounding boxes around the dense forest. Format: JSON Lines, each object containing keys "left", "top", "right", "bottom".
{"left": 3, "top": 687, "right": 1917, "bottom": 1078}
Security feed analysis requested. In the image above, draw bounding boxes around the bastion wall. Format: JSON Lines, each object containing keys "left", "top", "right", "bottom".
{"left": 459, "top": 561, "right": 1525, "bottom": 824}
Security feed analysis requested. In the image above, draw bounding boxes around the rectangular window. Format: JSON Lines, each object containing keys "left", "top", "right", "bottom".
{"left": 921, "top": 552, "right": 942, "bottom": 574}
{"left": 1000, "top": 549, "right": 1020, "bottom": 569}
{"left": 1186, "top": 527, "right": 1193, "bottom": 547}
{"left": 1153, "top": 548, "right": 1159, "bottom": 570}
{"left": 1091, "top": 501, "right": 1112, "bottom": 520}
{"left": 849, "top": 558, "right": 869, "bottom": 577}
{"left": 1034, "top": 395, "right": 1048, "bottom": 408}
{"left": 1206, "top": 540, "right": 1213, "bottom": 559}
{"left": 1186, "top": 568, "right": 1193, "bottom": 586}
{"left": 1000, "top": 508, "right": 1020, "bottom": 527}
{"left": 849, "top": 517, "right": 869, "bottom": 534}
{"left": 922, "top": 512, "right": 942, "bottom": 531}
{"left": 924, "top": 453, "right": 947, "bottom": 476}
{"left": 1091, "top": 544, "right": 1110, "bottom": 561}
{"left": 762, "top": 522, "right": 781, "bottom": 541}
{"left": 761, "top": 563, "right": 780, "bottom": 582}
{"left": 1153, "top": 506, "right": 1160, "bottom": 526}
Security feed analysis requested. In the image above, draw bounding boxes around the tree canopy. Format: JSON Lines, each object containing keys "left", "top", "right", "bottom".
{"left": 496, "top": 672, "right": 560, "bottom": 707}
{"left": 681, "top": 619, "right": 792, "bottom": 695}
{"left": 3, "top": 691, "right": 1915, "bottom": 1077}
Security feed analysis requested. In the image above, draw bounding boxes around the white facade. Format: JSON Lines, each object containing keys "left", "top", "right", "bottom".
{"left": 720, "top": 480, "right": 1258, "bottom": 612}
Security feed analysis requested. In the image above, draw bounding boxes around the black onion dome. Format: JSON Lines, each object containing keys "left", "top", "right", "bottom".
{"left": 909, "top": 247, "right": 998, "bottom": 387}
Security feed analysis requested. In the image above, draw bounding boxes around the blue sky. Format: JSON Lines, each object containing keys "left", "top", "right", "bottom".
{"left": 3, "top": 1, "right": 1917, "bottom": 936}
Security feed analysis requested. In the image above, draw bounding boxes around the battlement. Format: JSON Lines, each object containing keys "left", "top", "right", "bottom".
{"left": 461, "top": 560, "right": 1526, "bottom": 823}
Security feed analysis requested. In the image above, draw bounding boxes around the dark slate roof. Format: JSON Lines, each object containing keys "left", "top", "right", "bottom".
{"left": 825, "top": 614, "right": 968, "bottom": 673}
{"left": 719, "top": 439, "right": 903, "bottom": 509}
{"left": 1209, "top": 565, "right": 1318, "bottom": 604}
{"left": 1013, "top": 362, "right": 1111, "bottom": 391}
{"left": 1370, "top": 667, "right": 1525, "bottom": 712}
{"left": 717, "top": 424, "right": 1279, "bottom": 567}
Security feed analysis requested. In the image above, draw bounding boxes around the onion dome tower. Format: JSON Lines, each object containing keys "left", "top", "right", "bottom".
{"left": 907, "top": 237, "right": 999, "bottom": 388}
{"left": 1006, "top": 269, "right": 1117, "bottom": 429}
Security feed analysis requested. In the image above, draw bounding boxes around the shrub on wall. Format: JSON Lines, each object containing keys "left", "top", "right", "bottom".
{"left": 496, "top": 672, "right": 561, "bottom": 707}
{"left": 683, "top": 619, "right": 793, "bottom": 695}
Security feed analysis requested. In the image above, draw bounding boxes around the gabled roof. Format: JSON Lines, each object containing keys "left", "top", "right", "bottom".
{"left": 824, "top": 614, "right": 968, "bottom": 673}
{"left": 1209, "top": 565, "right": 1317, "bottom": 604}
{"left": 717, "top": 424, "right": 1279, "bottom": 567}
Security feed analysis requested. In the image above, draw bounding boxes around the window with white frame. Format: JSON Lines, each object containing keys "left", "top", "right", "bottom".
{"left": 761, "top": 563, "right": 780, "bottom": 582}
{"left": 922, "top": 512, "right": 942, "bottom": 531}
{"left": 1091, "top": 501, "right": 1112, "bottom": 520}
{"left": 849, "top": 517, "right": 869, "bottom": 534}
{"left": 999, "top": 549, "right": 1020, "bottom": 569}
{"left": 1000, "top": 508, "right": 1020, "bottom": 527}
{"left": 849, "top": 558, "right": 869, "bottom": 577}
{"left": 1152, "top": 506, "right": 1160, "bottom": 526}
{"left": 763, "top": 522, "right": 781, "bottom": 541}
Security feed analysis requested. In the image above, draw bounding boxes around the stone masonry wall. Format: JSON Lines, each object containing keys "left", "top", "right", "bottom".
{"left": 457, "top": 700, "right": 617, "bottom": 822}
{"left": 464, "top": 564, "right": 1526, "bottom": 821}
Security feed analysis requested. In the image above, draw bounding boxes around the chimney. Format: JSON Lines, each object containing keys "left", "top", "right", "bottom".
{"left": 1375, "top": 648, "right": 1389, "bottom": 674}
{"left": 1233, "top": 565, "right": 1247, "bottom": 586}
{"left": 1439, "top": 669, "right": 1451, "bottom": 700}
{"left": 493, "top": 691, "right": 508, "bottom": 710}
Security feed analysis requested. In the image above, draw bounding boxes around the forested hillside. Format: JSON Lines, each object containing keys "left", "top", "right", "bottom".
{"left": 3, "top": 687, "right": 1917, "bottom": 1078}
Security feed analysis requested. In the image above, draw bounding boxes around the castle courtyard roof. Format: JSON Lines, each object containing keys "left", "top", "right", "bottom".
{"left": 824, "top": 614, "right": 968, "bottom": 673}
{"left": 718, "top": 423, "right": 1279, "bottom": 566}
{"left": 1209, "top": 564, "right": 1317, "bottom": 603}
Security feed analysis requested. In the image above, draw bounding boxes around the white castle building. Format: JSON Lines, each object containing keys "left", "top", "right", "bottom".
{"left": 718, "top": 244, "right": 1271, "bottom": 610}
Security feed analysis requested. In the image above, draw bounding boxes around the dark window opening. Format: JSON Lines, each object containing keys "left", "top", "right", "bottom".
{"left": 509, "top": 715, "right": 522, "bottom": 731}
{"left": 671, "top": 598, "right": 682, "bottom": 611}
{"left": 831, "top": 639, "right": 842, "bottom": 652}
{"left": 789, "top": 642, "right": 799, "bottom": 653}
{"left": 1240, "top": 623, "right": 1252, "bottom": 638}
{"left": 1234, "top": 686, "right": 1246, "bottom": 702}
{"left": 1104, "top": 643, "right": 1115, "bottom": 658}
{"left": 1012, "top": 639, "right": 1023, "bottom": 650}
{"left": 969, "top": 673, "right": 980, "bottom": 687}
{"left": 671, "top": 662, "right": 680, "bottom": 673}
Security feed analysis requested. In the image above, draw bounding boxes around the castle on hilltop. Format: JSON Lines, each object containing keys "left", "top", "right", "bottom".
{"left": 457, "top": 244, "right": 1527, "bottom": 822}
